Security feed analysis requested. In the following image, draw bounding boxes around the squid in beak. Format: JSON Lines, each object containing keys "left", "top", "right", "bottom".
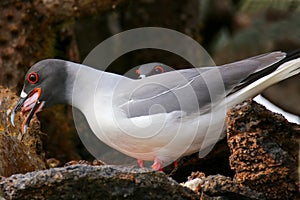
{"left": 11, "top": 88, "right": 44, "bottom": 133}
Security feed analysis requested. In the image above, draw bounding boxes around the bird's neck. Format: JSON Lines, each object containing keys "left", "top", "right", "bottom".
{"left": 65, "top": 62, "right": 126, "bottom": 112}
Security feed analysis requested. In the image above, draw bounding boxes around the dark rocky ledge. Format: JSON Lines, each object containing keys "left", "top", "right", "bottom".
{"left": 0, "top": 164, "right": 198, "bottom": 200}
{"left": 227, "top": 100, "right": 299, "bottom": 199}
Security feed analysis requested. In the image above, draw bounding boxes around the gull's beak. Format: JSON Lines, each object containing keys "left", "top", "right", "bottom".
{"left": 11, "top": 88, "right": 44, "bottom": 133}
{"left": 10, "top": 96, "right": 26, "bottom": 127}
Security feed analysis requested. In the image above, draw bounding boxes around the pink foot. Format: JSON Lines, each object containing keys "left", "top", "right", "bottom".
{"left": 137, "top": 159, "right": 144, "bottom": 168}
{"left": 151, "top": 157, "right": 163, "bottom": 171}
{"left": 173, "top": 160, "right": 178, "bottom": 168}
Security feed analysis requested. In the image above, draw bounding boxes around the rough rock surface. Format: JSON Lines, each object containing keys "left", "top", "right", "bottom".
{"left": 0, "top": 87, "right": 46, "bottom": 177}
{"left": 0, "top": 133, "right": 46, "bottom": 177}
{"left": 0, "top": 164, "right": 198, "bottom": 200}
{"left": 227, "top": 100, "right": 299, "bottom": 199}
{"left": 183, "top": 172, "right": 264, "bottom": 200}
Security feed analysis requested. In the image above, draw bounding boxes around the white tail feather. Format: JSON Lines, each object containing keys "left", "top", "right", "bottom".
{"left": 224, "top": 58, "right": 300, "bottom": 109}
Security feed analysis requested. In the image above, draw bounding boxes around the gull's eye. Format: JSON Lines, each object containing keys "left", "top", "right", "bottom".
{"left": 153, "top": 65, "right": 165, "bottom": 74}
{"left": 27, "top": 72, "right": 39, "bottom": 84}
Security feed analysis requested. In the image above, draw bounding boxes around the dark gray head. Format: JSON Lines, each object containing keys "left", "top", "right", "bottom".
{"left": 11, "top": 59, "right": 72, "bottom": 133}
{"left": 135, "top": 63, "right": 174, "bottom": 78}
{"left": 22, "top": 59, "right": 71, "bottom": 106}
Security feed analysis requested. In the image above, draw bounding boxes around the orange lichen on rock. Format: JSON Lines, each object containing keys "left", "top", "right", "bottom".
{"left": 0, "top": 86, "right": 46, "bottom": 176}
{"left": 0, "top": 133, "right": 46, "bottom": 177}
{"left": 227, "top": 99, "right": 299, "bottom": 199}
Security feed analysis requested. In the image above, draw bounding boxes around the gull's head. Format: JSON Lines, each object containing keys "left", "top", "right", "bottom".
{"left": 135, "top": 63, "right": 172, "bottom": 78}
{"left": 11, "top": 59, "right": 70, "bottom": 133}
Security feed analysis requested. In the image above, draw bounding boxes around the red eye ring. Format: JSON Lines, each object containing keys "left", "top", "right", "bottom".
{"left": 27, "top": 72, "right": 39, "bottom": 84}
{"left": 153, "top": 65, "right": 165, "bottom": 74}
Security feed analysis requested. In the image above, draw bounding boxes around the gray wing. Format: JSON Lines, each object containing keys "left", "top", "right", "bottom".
{"left": 118, "top": 51, "right": 286, "bottom": 118}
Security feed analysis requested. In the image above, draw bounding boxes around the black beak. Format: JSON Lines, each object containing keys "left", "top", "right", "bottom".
{"left": 11, "top": 89, "right": 42, "bottom": 133}
{"left": 11, "top": 96, "right": 27, "bottom": 127}
{"left": 11, "top": 97, "right": 26, "bottom": 123}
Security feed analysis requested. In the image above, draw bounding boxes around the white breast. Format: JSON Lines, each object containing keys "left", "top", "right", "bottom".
{"left": 83, "top": 95, "right": 226, "bottom": 163}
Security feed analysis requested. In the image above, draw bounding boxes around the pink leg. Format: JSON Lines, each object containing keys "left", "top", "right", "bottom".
{"left": 173, "top": 160, "right": 178, "bottom": 168}
{"left": 152, "top": 157, "right": 163, "bottom": 171}
{"left": 137, "top": 159, "right": 144, "bottom": 168}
